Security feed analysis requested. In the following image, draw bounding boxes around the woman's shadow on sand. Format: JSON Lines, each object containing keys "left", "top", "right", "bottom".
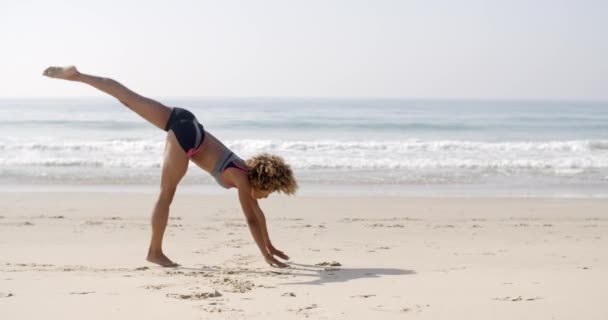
{"left": 178, "top": 262, "right": 415, "bottom": 286}
{"left": 280, "top": 262, "right": 415, "bottom": 285}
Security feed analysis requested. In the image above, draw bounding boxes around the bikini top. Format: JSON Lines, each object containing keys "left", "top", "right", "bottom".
{"left": 210, "top": 147, "right": 248, "bottom": 189}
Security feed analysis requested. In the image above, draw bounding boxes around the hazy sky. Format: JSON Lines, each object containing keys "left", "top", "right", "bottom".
{"left": 1, "top": 0, "right": 607, "bottom": 100}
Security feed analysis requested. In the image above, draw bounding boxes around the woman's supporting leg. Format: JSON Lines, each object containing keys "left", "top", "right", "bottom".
{"left": 43, "top": 66, "right": 172, "bottom": 129}
{"left": 146, "top": 131, "right": 189, "bottom": 267}
{"left": 44, "top": 66, "right": 187, "bottom": 266}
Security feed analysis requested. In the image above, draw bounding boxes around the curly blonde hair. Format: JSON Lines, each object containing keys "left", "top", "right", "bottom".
{"left": 246, "top": 153, "right": 298, "bottom": 195}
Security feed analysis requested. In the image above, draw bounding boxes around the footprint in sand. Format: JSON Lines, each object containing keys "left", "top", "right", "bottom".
{"left": 434, "top": 224, "right": 455, "bottom": 229}
{"left": 492, "top": 296, "right": 542, "bottom": 302}
{"left": 69, "top": 291, "right": 95, "bottom": 295}
{"left": 401, "top": 304, "right": 431, "bottom": 312}
{"left": 585, "top": 217, "right": 601, "bottom": 221}
{"left": 256, "top": 283, "right": 276, "bottom": 289}
{"left": 315, "top": 261, "right": 342, "bottom": 267}
{"left": 368, "top": 223, "right": 405, "bottom": 228}
{"left": 401, "top": 304, "right": 430, "bottom": 313}
{"left": 167, "top": 290, "right": 222, "bottom": 300}
{"left": 211, "top": 277, "right": 254, "bottom": 293}
{"left": 293, "top": 304, "right": 318, "bottom": 315}
{"left": 143, "top": 284, "right": 167, "bottom": 290}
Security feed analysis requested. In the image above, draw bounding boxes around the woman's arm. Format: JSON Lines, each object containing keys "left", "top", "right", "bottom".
{"left": 238, "top": 188, "right": 288, "bottom": 267}
{"left": 251, "top": 201, "right": 290, "bottom": 260}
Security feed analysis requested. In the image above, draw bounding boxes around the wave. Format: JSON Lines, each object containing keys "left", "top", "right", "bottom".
{"left": 217, "top": 120, "right": 477, "bottom": 131}
{"left": 227, "top": 139, "right": 608, "bottom": 153}
{"left": 4, "top": 138, "right": 608, "bottom": 153}
{"left": 1, "top": 139, "right": 607, "bottom": 173}
{"left": 3, "top": 140, "right": 165, "bottom": 152}
{"left": 0, "top": 120, "right": 147, "bottom": 130}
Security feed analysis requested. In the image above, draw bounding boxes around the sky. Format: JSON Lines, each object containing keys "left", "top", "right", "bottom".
{"left": 1, "top": 0, "right": 607, "bottom": 100}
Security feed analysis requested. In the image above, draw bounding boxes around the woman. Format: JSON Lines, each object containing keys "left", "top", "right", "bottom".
{"left": 43, "top": 66, "right": 297, "bottom": 268}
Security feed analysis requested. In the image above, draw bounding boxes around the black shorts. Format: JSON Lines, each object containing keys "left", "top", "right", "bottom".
{"left": 164, "top": 107, "right": 206, "bottom": 157}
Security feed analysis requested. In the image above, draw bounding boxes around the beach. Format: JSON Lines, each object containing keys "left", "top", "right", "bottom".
{"left": 1, "top": 192, "right": 607, "bottom": 319}
{"left": 4, "top": 0, "right": 608, "bottom": 318}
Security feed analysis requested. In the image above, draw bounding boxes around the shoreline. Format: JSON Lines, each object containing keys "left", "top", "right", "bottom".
{"left": 1, "top": 182, "right": 607, "bottom": 199}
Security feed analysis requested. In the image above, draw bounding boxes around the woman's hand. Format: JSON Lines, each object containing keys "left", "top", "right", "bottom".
{"left": 265, "top": 255, "right": 290, "bottom": 268}
{"left": 269, "top": 246, "right": 290, "bottom": 261}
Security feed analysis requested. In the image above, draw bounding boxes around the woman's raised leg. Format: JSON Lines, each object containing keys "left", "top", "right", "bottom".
{"left": 147, "top": 131, "right": 189, "bottom": 267}
{"left": 43, "top": 65, "right": 172, "bottom": 130}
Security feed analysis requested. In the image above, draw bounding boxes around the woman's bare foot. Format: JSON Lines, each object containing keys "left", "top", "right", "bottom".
{"left": 147, "top": 250, "right": 179, "bottom": 267}
{"left": 42, "top": 65, "right": 80, "bottom": 80}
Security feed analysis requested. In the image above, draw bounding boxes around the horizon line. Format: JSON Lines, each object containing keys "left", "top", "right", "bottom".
{"left": 0, "top": 95, "right": 606, "bottom": 104}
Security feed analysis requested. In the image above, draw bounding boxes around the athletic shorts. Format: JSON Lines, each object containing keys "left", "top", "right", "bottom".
{"left": 163, "top": 107, "right": 206, "bottom": 157}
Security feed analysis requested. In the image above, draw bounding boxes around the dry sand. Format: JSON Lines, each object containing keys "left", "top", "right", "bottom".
{"left": 1, "top": 192, "right": 607, "bottom": 319}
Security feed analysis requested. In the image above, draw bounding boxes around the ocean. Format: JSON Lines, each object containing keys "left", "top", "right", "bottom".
{"left": 1, "top": 98, "right": 607, "bottom": 197}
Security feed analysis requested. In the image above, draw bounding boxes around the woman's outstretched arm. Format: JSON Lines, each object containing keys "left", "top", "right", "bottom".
{"left": 251, "top": 201, "right": 290, "bottom": 261}
{"left": 238, "top": 187, "right": 289, "bottom": 268}
{"left": 43, "top": 65, "right": 171, "bottom": 129}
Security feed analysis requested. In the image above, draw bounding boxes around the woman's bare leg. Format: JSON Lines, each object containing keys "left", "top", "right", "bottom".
{"left": 147, "top": 131, "right": 189, "bottom": 267}
{"left": 43, "top": 66, "right": 171, "bottom": 129}
{"left": 44, "top": 66, "right": 187, "bottom": 266}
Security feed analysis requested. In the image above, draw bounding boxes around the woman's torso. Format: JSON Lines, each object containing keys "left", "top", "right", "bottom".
{"left": 164, "top": 107, "right": 247, "bottom": 189}
{"left": 189, "top": 131, "right": 247, "bottom": 188}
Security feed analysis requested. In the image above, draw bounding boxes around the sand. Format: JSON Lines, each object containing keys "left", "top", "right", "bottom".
{"left": 1, "top": 192, "right": 607, "bottom": 319}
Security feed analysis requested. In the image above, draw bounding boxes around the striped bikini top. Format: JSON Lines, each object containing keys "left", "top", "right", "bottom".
{"left": 210, "top": 147, "right": 248, "bottom": 189}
